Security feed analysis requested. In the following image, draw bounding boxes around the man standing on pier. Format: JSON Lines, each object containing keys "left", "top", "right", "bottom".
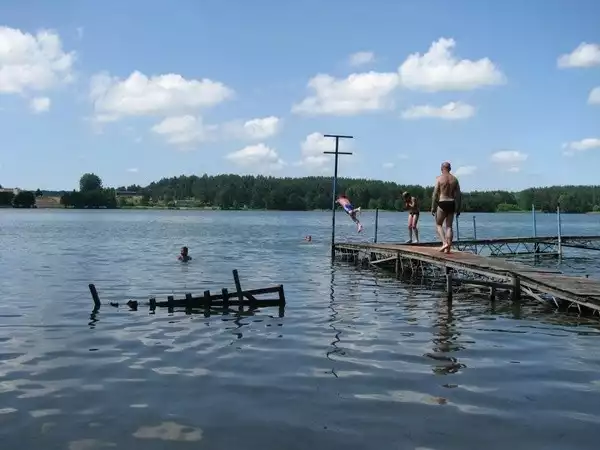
{"left": 431, "top": 162, "right": 461, "bottom": 253}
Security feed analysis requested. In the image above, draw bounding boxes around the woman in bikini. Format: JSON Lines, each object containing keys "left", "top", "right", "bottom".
{"left": 403, "top": 191, "right": 420, "bottom": 243}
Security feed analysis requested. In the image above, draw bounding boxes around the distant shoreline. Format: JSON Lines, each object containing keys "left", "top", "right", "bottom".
{"left": 11, "top": 205, "right": 600, "bottom": 214}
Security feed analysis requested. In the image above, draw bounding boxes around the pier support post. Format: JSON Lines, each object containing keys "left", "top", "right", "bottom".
{"left": 532, "top": 204, "right": 539, "bottom": 253}
{"left": 472, "top": 216, "right": 477, "bottom": 254}
{"left": 395, "top": 253, "right": 400, "bottom": 278}
{"left": 445, "top": 267, "right": 453, "bottom": 302}
{"left": 374, "top": 208, "right": 379, "bottom": 243}
{"left": 511, "top": 275, "right": 521, "bottom": 302}
{"left": 556, "top": 205, "right": 563, "bottom": 259}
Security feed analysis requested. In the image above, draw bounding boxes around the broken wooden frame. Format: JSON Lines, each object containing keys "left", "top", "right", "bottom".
{"left": 89, "top": 269, "right": 286, "bottom": 317}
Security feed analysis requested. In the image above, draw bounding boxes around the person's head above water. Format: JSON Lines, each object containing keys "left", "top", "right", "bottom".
{"left": 180, "top": 246, "right": 188, "bottom": 256}
{"left": 441, "top": 161, "right": 451, "bottom": 173}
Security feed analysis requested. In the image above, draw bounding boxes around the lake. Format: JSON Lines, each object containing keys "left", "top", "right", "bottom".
{"left": 1, "top": 209, "right": 600, "bottom": 450}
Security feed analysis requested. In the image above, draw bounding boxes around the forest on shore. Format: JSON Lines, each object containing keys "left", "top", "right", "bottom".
{"left": 3, "top": 173, "right": 600, "bottom": 213}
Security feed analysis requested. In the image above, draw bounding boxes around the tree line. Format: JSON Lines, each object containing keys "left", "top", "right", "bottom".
{"left": 3, "top": 175, "right": 600, "bottom": 213}
{"left": 120, "top": 174, "right": 600, "bottom": 213}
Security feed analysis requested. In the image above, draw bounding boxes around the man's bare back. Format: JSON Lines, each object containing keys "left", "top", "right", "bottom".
{"left": 431, "top": 162, "right": 461, "bottom": 252}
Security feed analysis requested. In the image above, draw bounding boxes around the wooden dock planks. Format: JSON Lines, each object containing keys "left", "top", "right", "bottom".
{"left": 334, "top": 241, "right": 600, "bottom": 312}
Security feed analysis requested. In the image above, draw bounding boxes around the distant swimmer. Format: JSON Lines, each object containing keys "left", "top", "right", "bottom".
{"left": 304, "top": 235, "right": 312, "bottom": 242}
{"left": 178, "top": 246, "right": 192, "bottom": 262}
{"left": 336, "top": 194, "right": 363, "bottom": 233}
{"left": 431, "top": 162, "right": 461, "bottom": 253}
{"left": 403, "top": 191, "right": 420, "bottom": 243}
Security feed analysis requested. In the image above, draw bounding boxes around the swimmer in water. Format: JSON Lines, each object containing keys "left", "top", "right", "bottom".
{"left": 336, "top": 194, "right": 363, "bottom": 233}
{"left": 177, "top": 246, "right": 192, "bottom": 262}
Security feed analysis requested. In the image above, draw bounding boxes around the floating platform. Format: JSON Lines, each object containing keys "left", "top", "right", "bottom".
{"left": 88, "top": 269, "right": 286, "bottom": 317}
{"left": 334, "top": 242, "right": 600, "bottom": 315}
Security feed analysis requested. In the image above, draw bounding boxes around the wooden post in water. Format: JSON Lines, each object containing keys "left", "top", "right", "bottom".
{"left": 532, "top": 204, "right": 539, "bottom": 253}
{"left": 511, "top": 275, "right": 521, "bottom": 302}
{"left": 222, "top": 288, "right": 230, "bottom": 313}
{"left": 233, "top": 269, "right": 244, "bottom": 311}
{"left": 374, "top": 208, "right": 379, "bottom": 243}
{"left": 455, "top": 216, "right": 460, "bottom": 242}
{"left": 89, "top": 284, "right": 101, "bottom": 309}
{"left": 203, "top": 290, "right": 211, "bottom": 317}
{"left": 445, "top": 267, "right": 453, "bottom": 302}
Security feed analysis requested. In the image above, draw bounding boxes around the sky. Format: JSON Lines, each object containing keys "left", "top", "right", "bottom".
{"left": 0, "top": 0, "right": 599, "bottom": 192}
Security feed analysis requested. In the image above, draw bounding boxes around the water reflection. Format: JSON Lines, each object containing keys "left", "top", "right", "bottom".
{"left": 427, "top": 298, "right": 466, "bottom": 375}
{"left": 326, "top": 264, "right": 342, "bottom": 378}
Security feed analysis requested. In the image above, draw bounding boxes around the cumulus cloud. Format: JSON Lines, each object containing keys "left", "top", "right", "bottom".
{"left": 292, "top": 72, "right": 399, "bottom": 116}
{"left": 454, "top": 165, "right": 477, "bottom": 176}
{"left": 221, "top": 116, "right": 281, "bottom": 140}
{"left": 89, "top": 70, "right": 234, "bottom": 122}
{"left": 292, "top": 38, "right": 504, "bottom": 116}
{"left": 490, "top": 150, "right": 528, "bottom": 172}
{"left": 349, "top": 51, "right": 375, "bottom": 67}
{"left": 151, "top": 116, "right": 217, "bottom": 146}
{"left": 398, "top": 38, "right": 505, "bottom": 92}
{"left": 30, "top": 97, "right": 51, "bottom": 113}
{"left": 588, "top": 87, "right": 600, "bottom": 105}
{"left": 562, "top": 138, "right": 600, "bottom": 156}
{"left": 226, "top": 143, "right": 285, "bottom": 171}
{"left": 0, "top": 26, "right": 75, "bottom": 95}
{"left": 557, "top": 42, "right": 600, "bottom": 68}
{"left": 151, "top": 115, "right": 280, "bottom": 147}
{"left": 401, "top": 101, "right": 475, "bottom": 120}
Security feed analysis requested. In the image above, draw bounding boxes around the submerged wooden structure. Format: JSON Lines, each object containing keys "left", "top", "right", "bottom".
{"left": 89, "top": 269, "right": 286, "bottom": 317}
{"left": 334, "top": 242, "right": 600, "bottom": 315}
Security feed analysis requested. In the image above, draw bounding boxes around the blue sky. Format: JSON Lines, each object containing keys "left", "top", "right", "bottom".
{"left": 0, "top": 0, "right": 599, "bottom": 192}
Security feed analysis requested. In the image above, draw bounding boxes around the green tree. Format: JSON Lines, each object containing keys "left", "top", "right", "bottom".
{"left": 80, "top": 173, "right": 103, "bottom": 192}
{"left": 13, "top": 191, "right": 36, "bottom": 208}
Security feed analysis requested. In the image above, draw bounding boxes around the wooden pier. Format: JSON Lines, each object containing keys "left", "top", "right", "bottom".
{"left": 334, "top": 242, "right": 600, "bottom": 315}
{"left": 395, "top": 235, "right": 600, "bottom": 257}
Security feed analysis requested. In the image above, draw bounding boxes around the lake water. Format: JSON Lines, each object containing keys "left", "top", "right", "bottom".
{"left": 1, "top": 209, "right": 600, "bottom": 450}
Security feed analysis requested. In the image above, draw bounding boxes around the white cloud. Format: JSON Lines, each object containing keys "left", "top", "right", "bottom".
{"left": 223, "top": 116, "right": 281, "bottom": 140}
{"left": 454, "top": 165, "right": 477, "bottom": 176}
{"left": 562, "top": 138, "right": 600, "bottom": 156}
{"left": 349, "top": 51, "right": 375, "bottom": 67}
{"left": 297, "top": 132, "right": 353, "bottom": 169}
{"left": 292, "top": 71, "right": 399, "bottom": 116}
{"left": 491, "top": 150, "right": 528, "bottom": 164}
{"left": 491, "top": 150, "right": 528, "bottom": 172}
{"left": 557, "top": 42, "right": 600, "bottom": 68}
{"left": 151, "top": 115, "right": 217, "bottom": 146}
{"left": 89, "top": 70, "right": 234, "bottom": 122}
{"left": 401, "top": 101, "right": 475, "bottom": 120}
{"left": 152, "top": 115, "right": 280, "bottom": 146}
{"left": 382, "top": 162, "right": 395, "bottom": 169}
{"left": 0, "top": 26, "right": 75, "bottom": 94}
{"left": 226, "top": 143, "right": 285, "bottom": 170}
{"left": 127, "top": 167, "right": 139, "bottom": 173}
{"left": 30, "top": 96, "right": 50, "bottom": 113}
{"left": 398, "top": 38, "right": 505, "bottom": 92}
{"left": 588, "top": 87, "right": 600, "bottom": 105}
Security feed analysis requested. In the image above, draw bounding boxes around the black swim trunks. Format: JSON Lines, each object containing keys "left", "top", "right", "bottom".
{"left": 437, "top": 200, "right": 455, "bottom": 214}
{"left": 409, "top": 211, "right": 419, "bottom": 216}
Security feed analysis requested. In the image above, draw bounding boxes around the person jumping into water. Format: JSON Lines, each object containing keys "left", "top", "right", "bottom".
{"left": 431, "top": 162, "right": 461, "bottom": 253}
{"left": 337, "top": 194, "right": 363, "bottom": 233}
{"left": 403, "top": 191, "right": 420, "bottom": 243}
